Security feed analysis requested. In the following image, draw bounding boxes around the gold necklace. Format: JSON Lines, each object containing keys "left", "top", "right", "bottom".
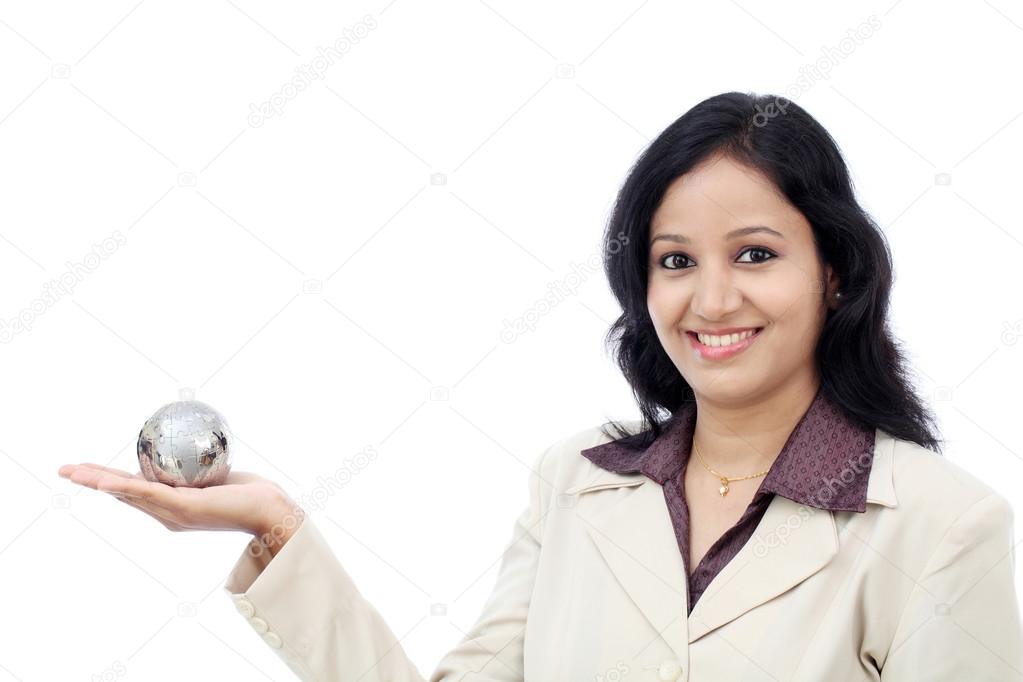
{"left": 692, "top": 441, "right": 771, "bottom": 497}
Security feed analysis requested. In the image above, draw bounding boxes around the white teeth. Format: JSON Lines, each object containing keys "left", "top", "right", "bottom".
{"left": 696, "top": 329, "right": 758, "bottom": 347}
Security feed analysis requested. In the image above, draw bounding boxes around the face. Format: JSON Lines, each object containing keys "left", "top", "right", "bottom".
{"left": 647, "top": 153, "right": 839, "bottom": 404}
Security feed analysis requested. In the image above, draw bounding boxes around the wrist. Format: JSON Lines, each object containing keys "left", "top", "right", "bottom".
{"left": 254, "top": 493, "right": 306, "bottom": 558}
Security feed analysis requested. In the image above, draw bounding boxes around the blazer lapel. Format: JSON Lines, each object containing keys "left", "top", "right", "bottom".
{"left": 687, "top": 429, "right": 896, "bottom": 642}
{"left": 569, "top": 427, "right": 902, "bottom": 650}
{"left": 571, "top": 469, "right": 839, "bottom": 653}
{"left": 686, "top": 493, "right": 839, "bottom": 642}
{"left": 567, "top": 471, "right": 690, "bottom": 660}
{"left": 687, "top": 428, "right": 899, "bottom": 643}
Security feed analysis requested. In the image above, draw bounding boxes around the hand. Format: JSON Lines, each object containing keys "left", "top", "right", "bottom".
{"left": 57, "top": 463, "right": 305, "bottom": 556}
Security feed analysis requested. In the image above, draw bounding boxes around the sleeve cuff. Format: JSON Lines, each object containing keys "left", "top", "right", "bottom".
{"left": 221, "top": 516, "right": 424, "bottom": 681}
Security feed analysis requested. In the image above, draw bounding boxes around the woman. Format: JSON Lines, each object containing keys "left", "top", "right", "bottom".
{"left": 59, "top": 92, "right": 1023, "bottom": 681}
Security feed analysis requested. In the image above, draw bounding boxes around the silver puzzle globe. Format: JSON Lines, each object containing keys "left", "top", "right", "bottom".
{"left": 137, "top": 400, "right": 232, "bottom": 487}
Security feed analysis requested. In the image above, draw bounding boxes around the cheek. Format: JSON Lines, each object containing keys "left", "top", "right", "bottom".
{"left": 759, "top": 279, "right": 824, "bottom": 341}
{"left": 646, "top": 281, "right": 684, "bottom": 331}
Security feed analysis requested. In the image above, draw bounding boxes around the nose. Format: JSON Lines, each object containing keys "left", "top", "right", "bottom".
{"left": 689, "top": 266, "right": 742, "bottom": 321}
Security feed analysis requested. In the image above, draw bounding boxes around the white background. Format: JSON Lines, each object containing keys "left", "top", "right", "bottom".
{"left": 2, "top": 1, "right": 1021, "bottom": 679}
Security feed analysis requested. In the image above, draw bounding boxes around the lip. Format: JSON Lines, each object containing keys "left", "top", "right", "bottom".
{"left": 687, "top": 327, "right": 764, "bottom": 361}
{"left": 687, "top": 326, "right": 761, "bottom": 335}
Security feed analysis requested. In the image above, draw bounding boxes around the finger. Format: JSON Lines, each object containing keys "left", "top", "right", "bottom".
{"left": 71, "top": 468, "right": 179, "bottom": 512}
{"left": 59, "top": 463, "right": 141, "bottom": 481}
{"left": 77, "top": 463, "right": 141, "bottom": 479}
{"left": 66, "top": 465, "right": 111, "bottom": 489}
{"left": 71, "top": 466, "right": 139, "bottom": 493}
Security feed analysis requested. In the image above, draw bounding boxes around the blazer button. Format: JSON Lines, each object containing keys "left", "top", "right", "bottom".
{"left": 263, "top": 631, "right": 283, "bottom": 649}
{"left": 658, "top": 660, "right": 683, "bottom": 681}
{"left": 234, "top": 598, "right": 255, "bottom": 618}
{"left": 248, "top": 617, "right": 268, "bottom": 634}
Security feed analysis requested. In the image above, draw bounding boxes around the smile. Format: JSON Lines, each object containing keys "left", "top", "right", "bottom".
{"left": 686, "top": 327, "right": 764, "bottom": 360}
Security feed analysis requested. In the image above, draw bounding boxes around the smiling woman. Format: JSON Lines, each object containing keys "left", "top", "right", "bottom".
{"left": 58, "top": 92, "right": 1023, "bottom": 681}
{"left": 600, "top": 93, "right": 939, "bottom": 457}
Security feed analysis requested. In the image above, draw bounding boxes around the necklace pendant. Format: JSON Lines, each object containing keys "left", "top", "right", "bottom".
{"left": 718, "top": 479, "right": 729, "bottom": 496}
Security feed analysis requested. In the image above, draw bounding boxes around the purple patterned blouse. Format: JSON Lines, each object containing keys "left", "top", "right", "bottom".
{"left": 579, "top": 386, "right": 877, "bottom": 614}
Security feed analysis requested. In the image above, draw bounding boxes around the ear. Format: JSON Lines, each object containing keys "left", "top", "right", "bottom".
{"left": 823, "top": 264, "right": 841, "bottom": 310}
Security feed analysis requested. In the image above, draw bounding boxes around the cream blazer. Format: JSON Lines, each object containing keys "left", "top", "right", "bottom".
{"left": 223, "top": 424, "right": 1023, "bottom": 681}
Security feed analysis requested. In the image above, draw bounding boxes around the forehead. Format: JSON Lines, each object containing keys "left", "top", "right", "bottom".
{"left": 650, "top": 155, "right": 802, "bottom": 239}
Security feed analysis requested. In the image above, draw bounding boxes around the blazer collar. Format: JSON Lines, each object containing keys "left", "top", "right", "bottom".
{"left": 566, "top": 390, "right": 898, "bottom": 656}
{"left": 578, "top": 385, "right": 882, "bottom": 513}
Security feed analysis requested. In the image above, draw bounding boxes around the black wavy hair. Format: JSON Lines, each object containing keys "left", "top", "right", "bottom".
{"left": 599, "top": 91, "right": 943, "bottom": 454}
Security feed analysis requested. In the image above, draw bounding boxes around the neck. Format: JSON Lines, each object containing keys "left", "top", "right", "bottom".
{"left": 690, "top": 372, "right": 821, "bottom": 475}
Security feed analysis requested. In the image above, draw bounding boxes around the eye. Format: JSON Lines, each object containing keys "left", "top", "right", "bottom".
{"left": 736, "top": 246, "right": 777, "bottom": 264}
{"left": 656, "top": 246, "right": 777, "bottom": 271}
{"left": 659, "top": 253, "right": 693, "bottom": 270}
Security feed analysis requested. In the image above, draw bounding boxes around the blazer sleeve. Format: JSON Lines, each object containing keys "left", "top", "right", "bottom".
{"left": 880, "top": 492, "right": 1023, "bottom": 681}
{"left": 222, "top": 443, "right": 553, "bottom": 681}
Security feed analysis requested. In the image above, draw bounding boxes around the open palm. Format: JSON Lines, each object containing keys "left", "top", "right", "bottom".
{"left": 57, "top": 462, "right": 291, "bottom": 537}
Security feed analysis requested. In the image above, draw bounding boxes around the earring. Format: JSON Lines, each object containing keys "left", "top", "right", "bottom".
{"left": 835, "top": 291, "right": 843, "bottom": 299}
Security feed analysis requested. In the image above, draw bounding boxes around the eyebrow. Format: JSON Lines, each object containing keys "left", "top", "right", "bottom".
{"left": 650, "top": 225, "right": 785, "bottom": 246}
